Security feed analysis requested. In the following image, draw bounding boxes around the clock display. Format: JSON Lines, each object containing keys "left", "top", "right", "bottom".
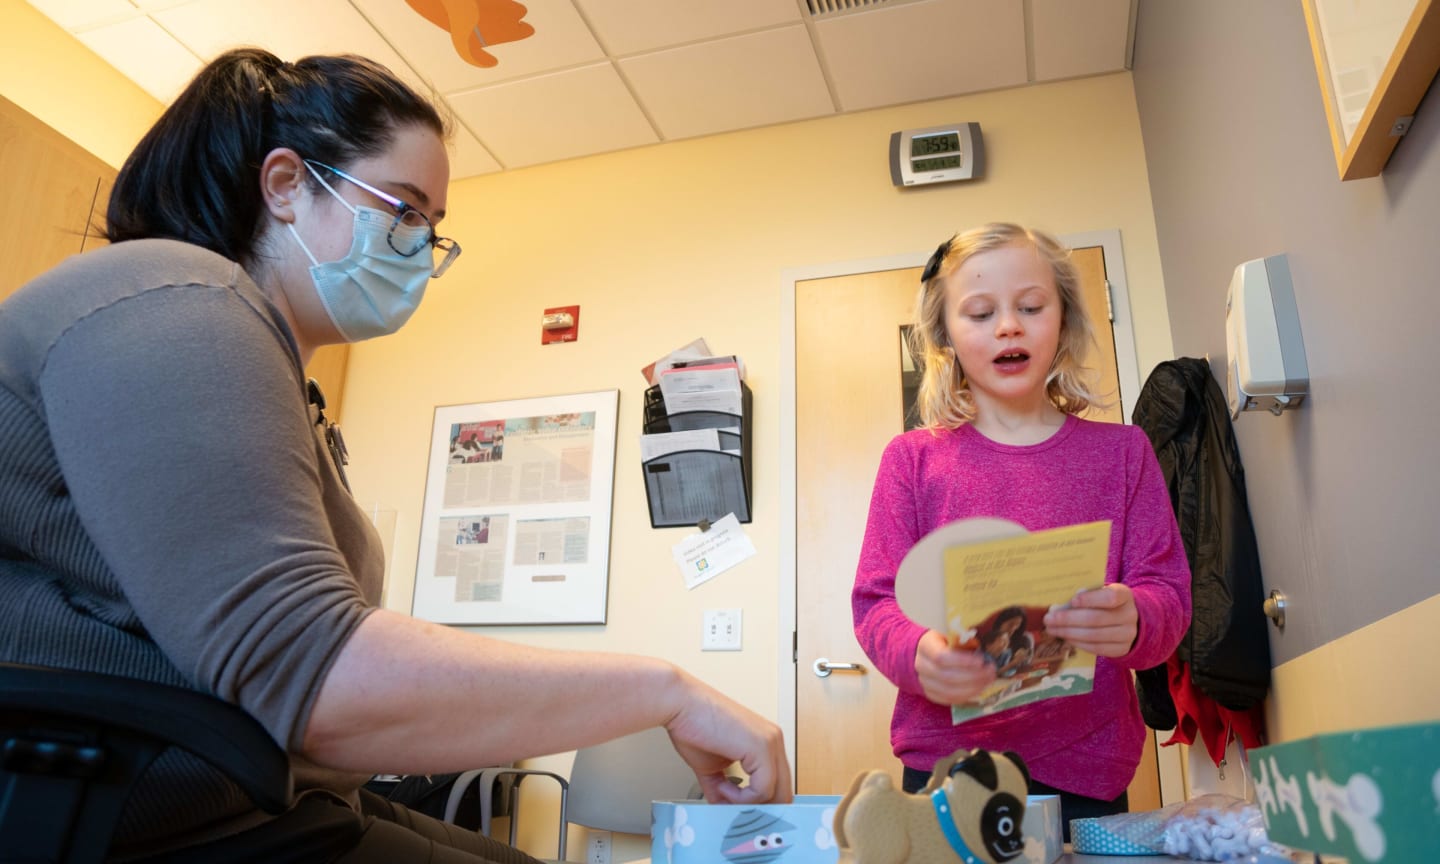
{"left": 889, "top": 122, "right": 983, "bottom": 187}
{"left": 912, "top": 155, "right": 962, "bottom": 173}
{"left": 910, "top": 131, "right": 961, "bottom": 158}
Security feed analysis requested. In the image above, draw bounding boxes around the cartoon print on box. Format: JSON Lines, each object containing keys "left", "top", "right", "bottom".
{"left": 834, "top": 748, "right": 1029, "bottom": 864}
{"left": 815, "top": 804, "right": 839, "bottom": 855}
{"left": 661, "top": 806, "right": 695, "bottom": 864}
{"left": 722, "top": 810, "right": 798, "bottom": 863}
{"left": 657, "top": 800, "right": 841, "bottom": 864}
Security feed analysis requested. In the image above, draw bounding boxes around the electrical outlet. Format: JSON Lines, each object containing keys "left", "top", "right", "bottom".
{"left": 702, "top": 608, "right": 742, "bottom": 651}
{"left": 587, "top": 829, "right": 611, "bottom": 864}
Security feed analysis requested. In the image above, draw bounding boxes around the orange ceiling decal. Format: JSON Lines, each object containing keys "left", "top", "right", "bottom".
{"left": 405, "top": 0, "right": 535, "bottom": 68}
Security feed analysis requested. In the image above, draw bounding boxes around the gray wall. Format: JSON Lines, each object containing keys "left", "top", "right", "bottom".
{"left": 1131, "top": 0, "right": 1440, "bottom": 665}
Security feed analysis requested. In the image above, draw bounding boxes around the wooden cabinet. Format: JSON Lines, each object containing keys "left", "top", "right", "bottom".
{"left": 1, "top": 97, "right": 350, "bottom": 418}
{"left": 0, "top": 95, "right": 114, "bottom": 303}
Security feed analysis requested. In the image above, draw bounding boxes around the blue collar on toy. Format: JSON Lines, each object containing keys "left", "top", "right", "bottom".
{"left": 929, "top": 788, "right": 981, "bottom": 864}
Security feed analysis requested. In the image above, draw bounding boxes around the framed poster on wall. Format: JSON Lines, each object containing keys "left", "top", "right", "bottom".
{"left": 1301, "top": 0, "right": 1440, "bottom": 180}
{"left": 412, "top": 389, "right": 619, "bottom": 625}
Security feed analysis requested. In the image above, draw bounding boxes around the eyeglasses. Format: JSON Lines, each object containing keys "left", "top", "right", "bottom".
{"left": 304, "top": 159, "right": 461, "bottom": 277}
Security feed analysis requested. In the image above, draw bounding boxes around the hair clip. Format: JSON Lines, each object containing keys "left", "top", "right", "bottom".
{"left": 921, "top": 237, "right": 953, "bottom": 283}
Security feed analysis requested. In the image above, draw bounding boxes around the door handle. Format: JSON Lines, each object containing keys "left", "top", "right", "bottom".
{"left": 813, "top": 658, "right": 866, "bottom": 678}
{"left": 1263, "top": 589, "right": 1286, "bottom": 630}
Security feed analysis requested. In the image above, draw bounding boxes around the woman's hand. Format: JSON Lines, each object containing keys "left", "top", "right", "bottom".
{"left": 1043, "top": 584, "right": 1138, "bottom": 657}
{"left": 914, "top": 629, "right": 996, "bottom": 705}
{"left": 663, "top": 671, "right": 793, "bottom": 805}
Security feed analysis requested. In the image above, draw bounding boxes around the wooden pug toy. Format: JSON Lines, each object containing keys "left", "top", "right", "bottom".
{"left": 833, "top": 748, "right": 1029, "bottom": 864}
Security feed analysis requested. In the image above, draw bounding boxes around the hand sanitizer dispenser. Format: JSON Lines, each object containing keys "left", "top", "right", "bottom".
{"left": 1225, "top": 254, "right": 1308, "bottom": 418}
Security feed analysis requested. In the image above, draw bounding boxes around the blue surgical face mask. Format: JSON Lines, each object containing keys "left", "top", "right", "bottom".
{"left": 287, "top": 168, "right": 433, "bottom": 342}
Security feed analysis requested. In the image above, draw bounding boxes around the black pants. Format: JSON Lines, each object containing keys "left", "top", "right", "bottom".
{"left": 135, "top": 789, "right": 545, "bottom": 864}
{"left": 902, "top": 765, "right": 1127, "bottom": 844}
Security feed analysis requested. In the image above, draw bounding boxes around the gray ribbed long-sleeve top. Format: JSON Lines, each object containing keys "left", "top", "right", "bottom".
{"left": 0, "top": 239, "right": 384, "bottom": 850}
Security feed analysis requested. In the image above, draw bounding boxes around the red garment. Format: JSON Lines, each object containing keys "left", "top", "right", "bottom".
{"left": 1162, "top": 655, "right": 1266, "bottom": 765}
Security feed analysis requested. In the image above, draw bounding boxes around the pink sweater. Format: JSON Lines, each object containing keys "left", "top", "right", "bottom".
{"left": 852, "top": 415, "right": 1190, "bottom": 799}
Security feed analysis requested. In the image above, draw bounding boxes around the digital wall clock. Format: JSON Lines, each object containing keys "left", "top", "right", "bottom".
{"left": 889, "top": 122, "right": 984, "bottom": 187}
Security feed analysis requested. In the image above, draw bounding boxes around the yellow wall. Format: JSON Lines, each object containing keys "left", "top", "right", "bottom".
{"left": 1268, "top": 594, "right": 1440, "bottom": 742}
{"left": 0, "top": 1, "right": 161, "bottom": 169}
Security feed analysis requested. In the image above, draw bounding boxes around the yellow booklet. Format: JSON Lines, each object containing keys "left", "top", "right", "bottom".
{"left": 943, "top": 520, "right": 1111, "bottom": 724}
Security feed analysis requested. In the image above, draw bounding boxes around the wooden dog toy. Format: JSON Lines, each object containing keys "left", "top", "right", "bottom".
{"left": 834, "top": 748, "right": 1030, "bottom": 864}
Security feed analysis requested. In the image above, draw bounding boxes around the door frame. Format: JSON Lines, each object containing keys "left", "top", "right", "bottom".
{"left": 777, "top": 229, "right": 1181, "bottom": 800}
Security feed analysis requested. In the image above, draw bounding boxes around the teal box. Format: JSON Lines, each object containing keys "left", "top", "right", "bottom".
{"left": 1251, "top": 721, "right": 1440, "bottom": 863}
{"left": 650, "top": 793, "right": 1062, "bottom": 864}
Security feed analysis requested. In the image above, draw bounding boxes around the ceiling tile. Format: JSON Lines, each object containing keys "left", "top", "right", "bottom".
{"left": 129, "top": 0, "right": 204, "bottom": 9}
{"left": 1031, "top": 0, "right": 1133, "bottom": 82}
{"left": 447, "top": 123, "right": 502, "bottom": 180}
{"left": 446, "top": 63, "right": 658, "bottom": 169}
{"left": 72, "top": 15, "right": 201, "bottom": 103}
{"left": 152, "top": 0, "right": 423, "bottom": 92}
{"left": 621, "top": 25, "right": 832, "bottom": 141}
{"left": 576, "top": 0, "right": 801, "bottom": 55}
{"left": 23, "top": 0, "right": 1135, "bottom": 176}
{"left": 814, "top": 0, "right": 1027, "bottom": 111}
{"left": 24, "top": 0, "right": 137, "bottom": 30}
{"left": 350, "top": 0, "right": 604, "bottom": 94}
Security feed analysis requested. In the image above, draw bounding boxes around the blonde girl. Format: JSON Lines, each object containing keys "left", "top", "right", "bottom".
{"left": 852, "top": 222, "right": 1191, "bottom": 836}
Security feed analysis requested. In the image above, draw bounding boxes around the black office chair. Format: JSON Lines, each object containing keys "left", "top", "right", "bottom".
{"left": 0, "top": 661, "right": 293, "bottom": 863}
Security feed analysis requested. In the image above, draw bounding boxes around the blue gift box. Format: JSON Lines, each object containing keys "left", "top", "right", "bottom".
{"left": 652, "top": 795, "right": 841, "bottom": 864}
{"left": 650, "top": 793, "right": 1062, "bottom": 864}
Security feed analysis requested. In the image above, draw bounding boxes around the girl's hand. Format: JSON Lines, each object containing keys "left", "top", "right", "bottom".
{"left": 914, "top": 629, "right": 997, "bottom": 705}
{"left": 1043, "top": 584, "right": 1138, "bottom": 657}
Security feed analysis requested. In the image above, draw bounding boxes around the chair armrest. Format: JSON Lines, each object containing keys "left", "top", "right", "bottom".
{"left": 443, "top": 768, "right": 487, "bottom": 826}
{"left": 445, "top": 766, "right": 569, "bottom": 860}
{"left": 0, "top": 662, "right": 292, "bottom": 812}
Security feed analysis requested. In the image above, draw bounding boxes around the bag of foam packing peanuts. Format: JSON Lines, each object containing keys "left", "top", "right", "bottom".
{"left": 1071, "top": 793, "right": 1296, "bottom": 861}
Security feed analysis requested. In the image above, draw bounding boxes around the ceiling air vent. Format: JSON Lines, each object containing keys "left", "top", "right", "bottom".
{"left": 804, "top": 0, "right": 904, "bottom": 17}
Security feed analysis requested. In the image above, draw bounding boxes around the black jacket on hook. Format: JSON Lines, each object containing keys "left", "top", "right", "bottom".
{"left": 1131, "top": 358, "right": 1271, "bottom": 722}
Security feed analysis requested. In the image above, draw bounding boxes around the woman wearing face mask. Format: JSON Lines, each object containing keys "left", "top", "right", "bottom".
{"left": 0, "top": 49, "right": 790, "bottom": 862}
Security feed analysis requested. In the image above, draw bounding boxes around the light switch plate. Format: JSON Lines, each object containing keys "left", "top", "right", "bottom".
{"left": 702, "top": 609, "right": 742, "bottom": 651}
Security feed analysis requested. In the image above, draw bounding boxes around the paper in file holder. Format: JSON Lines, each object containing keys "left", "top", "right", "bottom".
{"left": 642, "top": 382, "right": 752, "bottom": 527}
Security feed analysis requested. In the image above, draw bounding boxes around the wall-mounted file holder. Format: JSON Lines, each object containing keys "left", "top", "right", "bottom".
{"left": 642, "top": 382, "right": 752, "bottom": 527}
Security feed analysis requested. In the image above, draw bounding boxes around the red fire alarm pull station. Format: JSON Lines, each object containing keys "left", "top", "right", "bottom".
{"left": 541, "top": 305, "right": 580, "bottom": 344}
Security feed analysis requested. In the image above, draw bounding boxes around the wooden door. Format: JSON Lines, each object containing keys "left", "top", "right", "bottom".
{"left": 795, "top": 266, "right": 919, "bottom": 794}
{"left": 1073, "top": 247, "right": 1124, "bottom": 423}
{"left": 794, "top": 246, "right": 1161, "bottom": 811}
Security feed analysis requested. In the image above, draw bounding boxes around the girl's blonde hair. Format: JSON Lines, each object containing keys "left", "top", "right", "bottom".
{"left": 909, "top": 222, "right": 1101, "bottom": 430}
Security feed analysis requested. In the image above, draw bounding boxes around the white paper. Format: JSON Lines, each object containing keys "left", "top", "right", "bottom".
{"left": 670, "top": 354, "right": 748, "bottom": 380}
{"left": 645, "top": 338, "right": 713, "bottom": 385}
{"left": 659, "top": 364, "right": 742, "bottom": 415}
{"left": 671, "top": 513, "right": 756, "bottom": 589}
{"left": 660, "top": 364, "right": 741, "bottom": 395}
{"left": 639, "top": 429, "right": 721, "bottom": 462}
{"left": 663, "top": 389, "right": 742, "bottom": 415}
